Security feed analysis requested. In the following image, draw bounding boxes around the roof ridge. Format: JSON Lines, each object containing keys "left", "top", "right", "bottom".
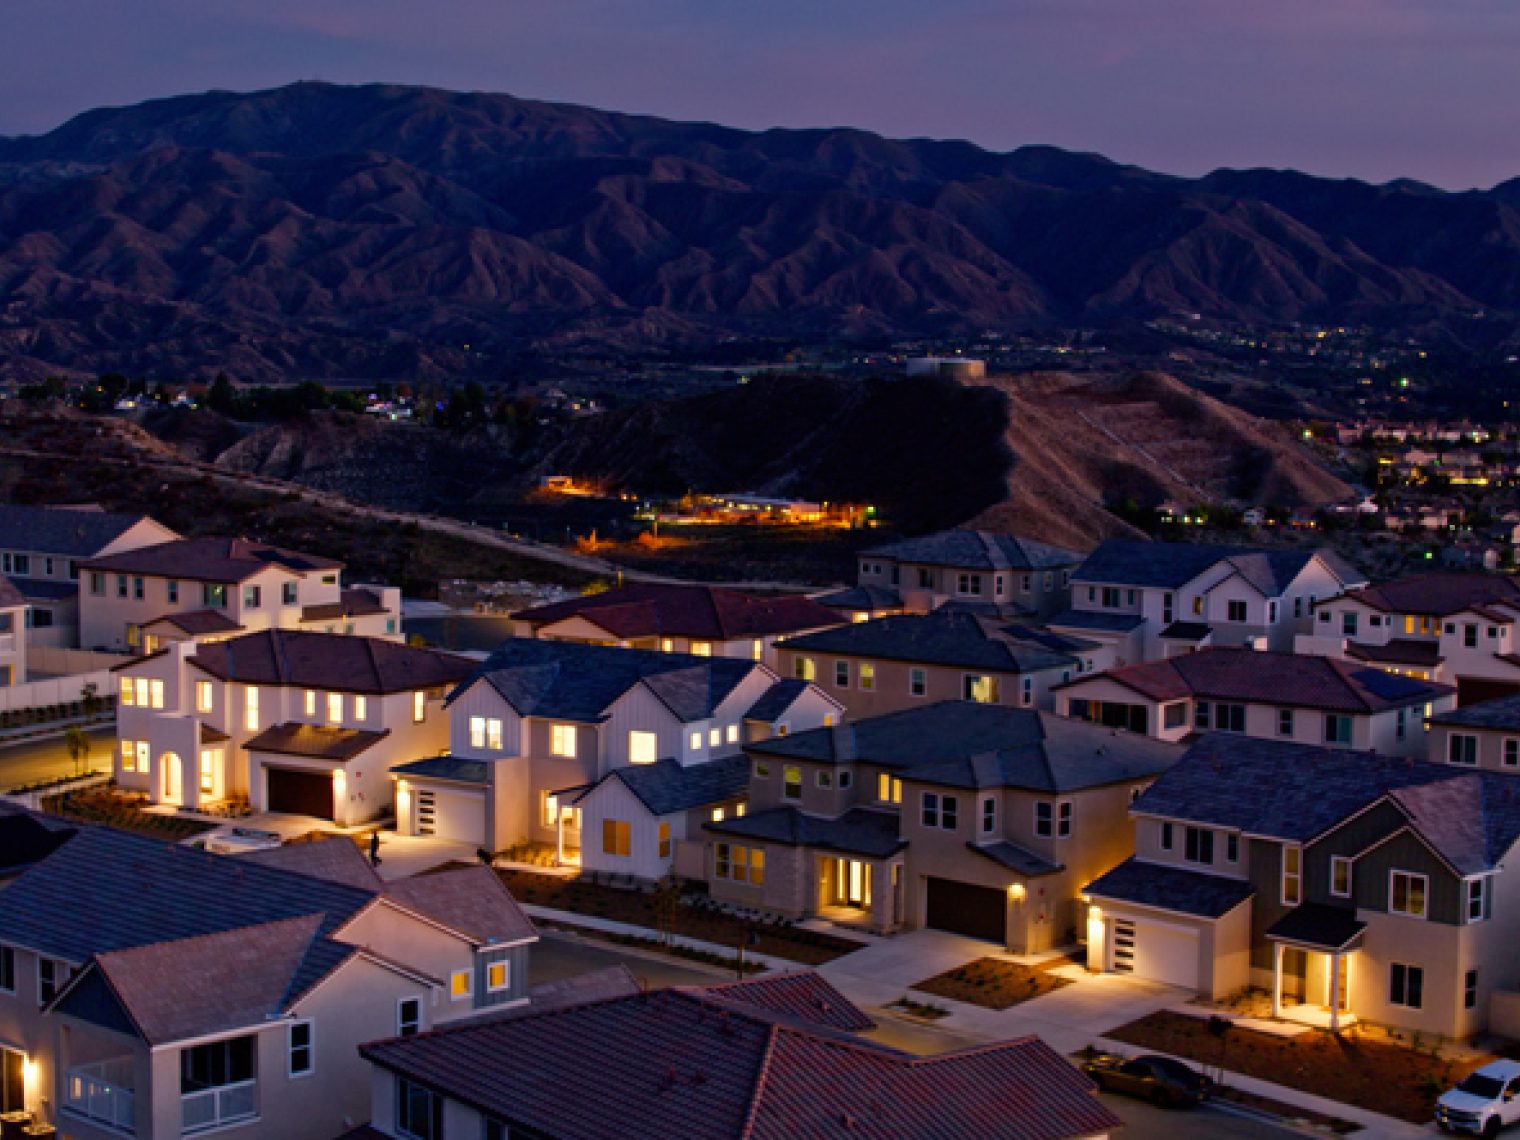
{"left": 737, "top": 1022, "right": 782, "bottom": 1140}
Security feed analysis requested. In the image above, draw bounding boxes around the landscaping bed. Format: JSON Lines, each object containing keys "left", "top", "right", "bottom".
{"left": 911, "top": 955, "right": 1076, "bottom": 1010}
{"left": 42, "top": 786, "right": 217, "bottom": 842}
{"left": 1106, "top": 1009, "right": 1491, "bottom": 1124}
{"left": 490, "top": 868, "right": 864, "bottom": 965}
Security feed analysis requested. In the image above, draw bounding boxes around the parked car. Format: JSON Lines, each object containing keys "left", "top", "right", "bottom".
{"left": 1435, "top": 1060, "right": 1520, "bottom": 1136}
{"left": 1080, "top": 1052, "right": 1211, "bottom": 1108}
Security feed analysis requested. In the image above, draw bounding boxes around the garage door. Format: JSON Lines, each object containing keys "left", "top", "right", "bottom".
{"left": 925, "top": 877, "right": 1006, "bottom": 943}
{"left": 267, "top": 767, "right": 334, "bottom": 820}
{"left": 415, "top": 788, "right": 486, "bottom": 844}
{"left": 1111, "top": 917, "right": 1199, "bottom": 990}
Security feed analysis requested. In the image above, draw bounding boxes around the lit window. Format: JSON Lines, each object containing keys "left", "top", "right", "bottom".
{"left": 876, "top": 773, "right": 902, "bottom": 804}
{"left": 751, "top": 640, "right": 763, "bottom": 661}
{"left": 486, "top": 961, "right": 510, "bottom": 993}
{"left": 199, "top": 750, "right": 215, "bottom": 795}
{"left": 470, "top": 716, "right": 487, "bottom": 749}
{"left": 450, "top": 970, "right": 472, "bottom": 1001}
{"left": 1391, "top": 870, "right": 1427, "bottom": 918}
{"left": 244, "top": 686, "right": 259, "bottom": 732}
{"left": 413, "top": 691, "right": 426, "bottom": 722}
{"left": 783, "top": 766, "right": 802, "bottom": 800}
{"left": 660, "top": 638, "right": 674, "bottom": 653}
{"left": 688, "top": 730, "right": 702, "bottom": 752}
{"left": 711, "top": 807, "right": 725, "bottom": 822}
{"left": 859, "top": 663, "right": 875, "bottom": 692}
{"left": 690, "top": 641, "right": 712, "bottom": 657}
{"left": 709, "top": 728, "right": 721, "bottom": 747}
{"left": 629, "top": 730, "right": 658, "bottom": 764}
{"left": 120, "top": 676, "right": 135, "bottom": 706}
{"left": 327, "top": 692, "right": 343, "bottom": 724}
{"left": 602, "top": 819, "right": 631, "bottom": 857}
{"left": 793, "top": 657, "right": 816, "bottom": 682}
{"left": 726, "top": 724, "right": 739, "bottom": 744}
{"left": 120, "top": 739, "right": 138, "bottom": 773}
{"left": 550, "top": 724, "right": 577, "bottom": 758}
{"left": 658, "top": 822, "right": 671, "bottom": 857}
{"left": 1281, "top": 846, "right": 1302, "bottom": 906}
{"left": 355, "top": 695, "right": 368, "bottom": 722}
{"left": 304, "top": 690, "right": 317, "bottom": 717}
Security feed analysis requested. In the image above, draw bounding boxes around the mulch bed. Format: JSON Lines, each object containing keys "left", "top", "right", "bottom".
{"left": 911, "top": 955, "right": 1077, "bottom": 1010}
{"left": 489, "top": 867, "right": 865, "bottom": 965}
{"left": 1107, "top": 1009, "right": 1491, "bottom": 1124}
{"left": 42, "top": 787, "right": 216, "bottom": 842}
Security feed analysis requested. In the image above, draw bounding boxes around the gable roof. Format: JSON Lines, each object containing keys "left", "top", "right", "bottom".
{"left": 743, "top": 678, "right": 840, "bottom": 723}
{"left": 864, "top": 528, "right": 1083, "bottom": 572}
{"left": 578, "top": 754, "right": 751, "bottom": 817}
{"left": 1430, "top": 694, "right": 1520, "bottom": 731}
{"left": 1332, "top": 572, "right": 1520, "bottom": 617}
{"left": 82, "top": 535, "right": 342, "bottom": 582}
{"left": 190, "top": 629, "right": 474, "bottom": 694}
{"left": 513, "top": 582, "right": 845, "bottom": 642}
{"left": 696, "top": 971, "right": 874, "bottom": 1033}
{"left": 0, "top": 503, "right": 166, "bottom": 556}
{"left": 376, "top": 866, "right": 537, "bottom": 947}
{"left": 1058, "top": 646, "right": 1452, "bottom": 712}
{"left": 0, "top": 805, "right": 74, "bottom": 877}
{"left": 360, "top": 988, "right": 1118, "bottom": 1140}
{"left": 1085, "top": 858, "right": 1255, "bottom": 919}
{"left": 455, "top": 639, "right": 767, "bottom": 723}
{"left": 390, "top": 756, "right": 491, "bottom": 785}
{"left": 244, "top": 722, "right": 391, "bottom": 761}
{"left": 1074, "top": 538, "right": 1361, "bottom": 593}
{"left": 239, "top": 837, "right": 383, "bottom": 891}
{"left": 778, "top": 611, "right": 1084, "bottom": 673}
{"left": 142, "top": 608, "right": 244, "bottom": 635}
{"left": 707, "top": 806, "right": 907, "bottom": 859}
{"left": 0, "top": 575, "right": 26, "bottom": 609}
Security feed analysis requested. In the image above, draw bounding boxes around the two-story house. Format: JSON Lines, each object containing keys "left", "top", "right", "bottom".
{"left": 354, "top": 971, "right": 1119, "bottom": 1140}
{"left": 0, "top": 503, "right": 178, "bottom": 648}
{"left": 78, "top": 537, "right": 401, "bottom": 653}
{"left": 1295, "top": 572, "right": 1520, "bottom": 705}
{"left": 0, "top": 577, "right": 26, "bottom": 687}
{"left": 1054, "top": 646, "right": 1453, "bottom": 755}
{"left": 0, "top": 827, "right": 536, "bottom": 1139}
{"left": 1049, "top": 539, "right": 1365, "bottom": 666}
{"left": 509, "top": 581, "right": 844, "bottom": 669}
{"left": 705, "top": 701, "right": 1182, "bottom": 950}
{"left": 1085, "top": 735, "right": 1520, "bottom": 1038}
{"left": 1427, "top": 695, "right": 1520, "bottom": 771}
{"left": 390, "top": 640, "right": 841, "bottom": 880}
{"left": 111, "top": 629, "right": 475, "bottom": 824}
{"left": 818, "top": 527, "right": 1084, "bottom": 621}
{"left": 774, "top": 610, "right": 1107, "bottom": 720}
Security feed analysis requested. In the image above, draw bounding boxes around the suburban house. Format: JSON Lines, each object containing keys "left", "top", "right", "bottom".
{"left": 111, "top": 629, "right": 475, "bottom": 823}
{"left": 390, "top": 639, "right": 841, "bottom": 879}
{"left": 1427, "top": 695, "right": 1520, "bottom": 772}
{"left": 0, "top": 828, "right": 536, "bottom": 1139}
{"left": 78, "top": 536, "right": 402, "bottom": 653}
{"left": 774, "top": 610, "right": 1107, "bottom": 719}
{"left": 1053, "top": 646, "right": 1454, "bottom": 755}
{"left": 0, "top": 503, "right": 178, "bottom": 648}
{"left": 1085, "top": 734, "right": 1520, "bottom": 1038}
{"left": 1048, "top": 539, "right": 1366, "bottom": 666}
{"left": 0, "top": 577, "right": 26, "bottom": 686}
{"left": 704, "top": 701, "right": 1182, "bottom": 949}
{"left": 818, "top": 527, "right": 1084, "bottom": 621}
{"left": 509, "top": 580, "right": 845, "bottom": 668}
{"left": 353, "top": 971, "right": 1120, "bottom": 1140}
{"left": 1294, "top": 572, "right": 1520, "bottom": 705}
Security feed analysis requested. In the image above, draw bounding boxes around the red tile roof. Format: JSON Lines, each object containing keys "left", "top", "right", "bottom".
{"left": 243, "top": 722, "right": 391, "bottom": 761}
{"left": 189, "top": 629, "right": 474, "bottom": 694}
{"left": 514, "top": 582, "right": 844, "bottom": 642}
{"left": 82, "top": 536, "right": 342, "bottom": 582}
{"left": 695, "top": 971, "right": 874, "bottom": 1032}
{"left": 301, "top": 587, "right": 391, "bottom": 622}
{"left": 1335, "top": 572, "right": 1520, "bottom": 617}
{"left": 142, "top": 609, "right": 244, "bottom": 635}
{"left": 377, "top": 866, "right": 537, "bottom": 947}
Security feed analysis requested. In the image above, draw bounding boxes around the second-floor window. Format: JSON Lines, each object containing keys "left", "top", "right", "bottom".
{"left": 288, "top": 1021, "right": 313, "bottom": 1077}
{"left": 921, "top": 792, "right": 958, "bottom": 830}
{"left": 1101, "top": 587, "right": 1121, "bottom": 609}
{"left": 1342, "top": 611, "right": 1358, "bottom": 637}
{"left": 859, "top": 663, "right": 876, "bottom": 692}
{"left": 327, "top": 692, "right": 343, "bottom": 724}
{"left": 981, "top": 796, "right": 997, "bottom": 835}
{"left": 282, "top": 582, "right": 298, "bottom": 605}
{"left": 793, "top": 657, "right": 816, "bottom": 682}
{"left": 0, "top": 945, "right": 13, "bottom": 993}
{"left": 909, "top": 668, "right": 927, "bottom": 697}
{"left": 835, "top": 661, "right": 850, "bottom": 688}
{"left": 1277, "top": 709, "right": 1294, "bottom": 737}
{"left": 1184, "top": 827, "right": 1213, "bottom": 865}
{"left": 1390, "top": 870, "right": 1427, "bottom": 918}
{"left": 550, "top": 724, "right": 576, "bottom": 758}
{"left": 167, "top": 579, "right": 178, "bottom": 603}
{"left": 244, "top": 686, "right": 259, "bottom": 731}
{"left": 472, "top": 717, "right": 505, "bottom": 751}
{"left": 1449, "top": 734, "right": 1479, "bottom": 765}
{"left": 1330, "top": 855, "right": 1352, "bottom": 898}
{"left": 412, "top": 691, "right": 426, "bottom": 723}
{"left": 204, "top": 583, "right": 228, "bottom": 608}
{"left": 877, "top": 773, "right": 902, "bottom": 804}
{"left": 1281, "top": 846, "right": 1302, "bottom": 906}
{"left": 1035, "top": 800, "right": 1072, "bottom": 838}
{"left": 1505, "top": 739, "right": 1520, "bottom": 768}
{"left": 243, "top": 585, "right": 261, "bottom": 609}
{"left": 1227, "top": 600, "right": 1248, "bottom": 623}
{"left": 1467, "top": 877, "right": 1490, "bottom": 923}
{"left": 783, "top": 766, "right": 802, "bottom": 800}
{"left": 397, "top": 996, "right": 421, "bottom": 1037}
{"left": 628, "top": 730, "right": 657, "bottom": 764}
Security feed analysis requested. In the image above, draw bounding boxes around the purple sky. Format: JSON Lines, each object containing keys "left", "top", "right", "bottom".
{"left": 6, "top": 0, "right": 1518, "bottom": 189}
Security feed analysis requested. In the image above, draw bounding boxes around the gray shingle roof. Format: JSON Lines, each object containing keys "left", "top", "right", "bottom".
{"left": 1074, "top": 539, "right": 1361, "bottom": 593}
{"left": 865, "top": 529, "right": 1083, "bottom": 572}
{"left": 812, "top": 584, "right": 902, "bottom": 611}
{"left": 1084, "top": 858, "right": 1255, "bottom": 919}
{"left": 391, "top": 756, "right": 491, "bottom": 785}
{"left": 744, "top": 679, "right": 835, "bottom": 723}
{"left": 0, "top": 504, "right": 164, "bottom": 557}
{"left": 1430, "top": 694, "right": 1520, "bottom": 730}
{"left": 238, "top": 838, "right": 383, "bottom": 891}
{"left": 1046, "top": 609, "right": 1147, "bottom": 633}
{"left": 967, "top": 841, "right": 1063, "bottom": 878}
{"left": 381, "top": 866, "right": 537, "bottom": 947}
{"left": 10, "top": 577, "right": 79, "bottom": 602}
{"left": 706, "top": 806, "right": 906, "bottom": 858}
{"left": 580, "top": 754, "right": 751, "bottom": 817}
{"left": 1266, "top": 904, "right": 1366, "bottom": 952}
{"left": 778, "top": 611, "right": 1080, "bottom": 673}
{"left": 456, "top": 639, "right": 766, "bottom": 723}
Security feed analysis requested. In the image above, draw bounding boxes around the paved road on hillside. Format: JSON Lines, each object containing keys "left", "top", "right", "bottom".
{"left": 0, "top": 727, "right": 114, "bottom": 792}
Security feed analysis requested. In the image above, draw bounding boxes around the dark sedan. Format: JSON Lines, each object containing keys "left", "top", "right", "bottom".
{"left": 1082, "top": 1053, "right": 1212, "bottom": 1108}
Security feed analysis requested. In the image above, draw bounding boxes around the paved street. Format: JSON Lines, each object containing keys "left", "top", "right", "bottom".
{"left": 0, "top": 726, "right": 113, "bottom": 792}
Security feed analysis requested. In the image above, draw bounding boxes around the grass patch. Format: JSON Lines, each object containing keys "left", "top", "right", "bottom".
{"left": 42, "top": 786, "right": 217, "bottom": 842}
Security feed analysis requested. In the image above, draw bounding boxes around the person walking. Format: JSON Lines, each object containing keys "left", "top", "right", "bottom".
{"left": 369, "top": 831, "right": 382, "bottom": 867}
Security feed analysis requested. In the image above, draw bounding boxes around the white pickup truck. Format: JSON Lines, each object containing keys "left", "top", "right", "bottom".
{"left": 1436, "top": 1060, "right": 1520, "bottom": 1136}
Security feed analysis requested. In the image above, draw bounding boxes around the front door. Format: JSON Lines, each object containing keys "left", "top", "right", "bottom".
{"left": 162, "top": 752, "right": 184, "bottom": 805}
{"left": 1, "top": 1047, "right": 23, "bottom": 1113}
{"left": 833, "top": 859, "right": 871, "bottom": 908}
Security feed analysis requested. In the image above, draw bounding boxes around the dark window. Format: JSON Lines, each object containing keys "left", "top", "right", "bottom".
{"left": 1465, "top": 625, "right": 1479, "bottom": 648}
{"left": 1227, "top": 600, "right": 1247, "bottom": 623}
{"left": 1184, "top": 827, "right": 1214, "bottom": 865}
{"left": 398, "top": 997, "right": 422, "bottom": 1037}
{"left": 396, "top": 1077, "right": 443, "bottom": 1140}
{"left": 282, "top": 582, "right": 298, "bottom": 605}
{"left": 783, "top": 766, "right": 802, "bottom": 800}
{"left": 1226, "top": 833, "right": 1239, "bottom": 863}
{"left": 1466, "top": 969, "right": 1479, "bottom": 1010}
{"left": 1449, "top": 734, "right": 1478, "bottom": 765}
{"left": 1161, "top": 822, "right": 1174, "bottom": 849}
{"left": 0, "top": 947, "right": 13, "bottom": 993}
{"left": 1035, "top": 801, "right": 1053, "bottom": 837}
{"left": 1389, "top": 963, "right": 1424, "bottom": 1009}
{"left": 1325, "top": 714, "right": 1353, "bottom": 745}
{"left": 981, "top": 796, "right": 997, "bottom": 834}
{"left": 288, "top": 1021, "right": 313, "bottom": 1076}
{"left": 1163, "top": 703, "right": 1187, "bottom": 730}
{"left": 181, "top": 1036, "right": 255, "bottom": 1093}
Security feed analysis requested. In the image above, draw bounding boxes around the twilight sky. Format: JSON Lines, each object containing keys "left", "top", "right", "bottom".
{"left": 4, "top": 0, "right": 1517, "bottom": 190}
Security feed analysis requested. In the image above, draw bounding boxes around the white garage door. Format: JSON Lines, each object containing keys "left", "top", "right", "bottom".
{"left": 1111, "top": 917, "right": 1199, "bottom": 990}
{"left": 415, "top": 787, "right": 486, "bottom": 845}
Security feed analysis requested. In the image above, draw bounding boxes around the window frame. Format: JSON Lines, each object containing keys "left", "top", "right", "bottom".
{"left": 1448, "top": 733, "right": 1479, "bottom": 766}
{"left": 486, "top": 959, "right": 510, "bottom": 993}
{"left": 287, "top": 1019, "right": 314, "bottom": 1078}
{"left": 550, "top": 723, "right": 577, "bottom": 758}
{"left": 1389, "top": 869, "right": 1428, "bottom": 919}
{"left": 1330, "top": 855, "right": 1353, "bottom": 898}
{"left": 1389, "top": 962, "right": 1424, "bottom": 1010}
{"left": 1281, "top": 845, "right": 1302, "bottom": 906}
{"left": 908, "top": 667, "right": 927, "bottom": 698}
{"left": 396, "top": 1076, "right": 443, "bottom": 1140}
{"left": 397, "top": 996, "right": 422, "bottom": 1037}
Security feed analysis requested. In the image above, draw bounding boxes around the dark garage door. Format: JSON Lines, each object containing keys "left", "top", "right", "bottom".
{"left": 925, "top": 877, "right": 1006, "bottom": 943}
{"left": 267, "top": 767, "right": 334, "bottom": 820}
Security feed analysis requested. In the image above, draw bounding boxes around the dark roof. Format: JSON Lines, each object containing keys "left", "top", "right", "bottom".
{"left": 1429, "top": 694, "right": 1520, "bottom": 730}
{"left": 1084, "top": 858, "right": 1255, "bottom": 919}
{"left": 1266, "top": 904, "right": 1366, "bottom": 952}
{"left": 0, "top": 503, "right": 165, "bottom": 556}
{"left": 1046, "top": 609, "right": 1147, "bottom": 633}
{"left": 751, "top": 702, "right": 1182, "bottom": 793}
{"left": 301, "top": 587, "right": 391, "bottom": 622}
{"left": 512, "top": 582, "right": 844, "bottom": 641}
{"left": 699, "top": 971, "right": 875, "bottom": 1032}
{"left": 967, "top": 841, "right": 1063, "bottom": 878}
{"left": 360, "top": 989, "right": 1119, "bottom": 1140}
{"left": 190, "top": 629, "right": 474, "bottom": 694}
{"left": 707, "top": 806, "right": 906, "bottom": 858}
{"left": 142, "top": 609, "right": 243, "bottom": 634}
{"left": 82, "top": 535, "right": 342, "bottom": 582}
{"left": 1133, "top": 735, "right": 1520, "bottom": 872}
{"left": 456, "top": 639, "right": 766, "bottom": 723}
{"left": 812, "top": 584, "right": 902, "bottom": 612}
{"left": 581, "top": 754, "right": 751, "bottom": 817}
{"left": 0, "top": 806, "right": 74, "bottom": 877}
{"left": 1058, "top": 647, "right": 1452, "bottom": 712}
{"left": 243, "top": 722, "right": 391, "bottom": 761}
{"left": 391, "top": 756, "right": 491, "bottom": 785}
{"left": 239, "top": 838, "right": 383, "bottom": 890}
{"left": 9, "top": 577, "right": 79, "bottom": 602}
{"left": 1160, "top": 621, "right": 1213, "bottom": 641}
{"left": 865, "top": 528, "right": 1083, "bottom": 571}
{"left": 380, "top": 866, "right": 537, "bottom": 947}
{"left": 0, "top": 576, "right": 25, "bottom": 609}
{"left": 1334, "top": 572, "right": 1520, "bottom": 617}
{"left": 1345, "top": 639, "right": 1444, "bottom": 667}
{"left": 778, "top": 611, "right": 1080, "bottom": 673}
{"left": 1074, "top": 538, "right": 1361, "bottom": 593}
{"left": 744, "top": 678, "right": 838, "bottom": 722}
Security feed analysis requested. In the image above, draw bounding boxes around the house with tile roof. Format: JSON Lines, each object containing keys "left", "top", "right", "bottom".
{"left": 354, "top": 974, "right": 1118, "bottom": 1140}
{"left": 0, "top": 829, "right": 536, "bottom": 1139}
{"left": 1053, "top": 646, "right": 1453, "bottom": 755}
{"left": 0, "top": 503, "right": 178, "bottom": 649}
{"left": 1084, "top": 734, "right": 1520, "bottom": 1038}
{"left": 393, "top": 640, "right": 840, "bottom": 879}
{"left": 78, "top": 536, "right": 401, "bottom": 653}
{"left": 1049, "top": 538, "right": 1365, "bottom": 666}
{"left": 775, "top": 610, "right": 1108, "bottom": 720}
{"left": 1427, "top": 693, "right": 1520, "bottom": 772}
{"left": 0, "top": 576, "right": 26, "bottom": 688}
{"left": 510, "top": 581, "right": 845, "bottom": 670}
{"left": 111, "top": 629, "right": 475, "bottom": 824}
{"left": 705, "top": 701, "right": 1181, "bottom": 946}
{"left": 1295, "top": 572, "right": 1520, "bottom": 705}
{"left": 817, "top": 526, "right": 1084, "bottom": 622}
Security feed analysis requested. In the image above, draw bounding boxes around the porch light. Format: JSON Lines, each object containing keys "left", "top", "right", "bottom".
{"left": 22, "top": 1058, "right": 37, "bottom": 1092}
{"left": 1008, "top": 883, "right": 1026, "bottom": 901}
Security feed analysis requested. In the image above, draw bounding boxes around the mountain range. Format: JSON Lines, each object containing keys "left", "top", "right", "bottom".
{"left": 2, "top": 82, "right": 1519, "bottom": 380}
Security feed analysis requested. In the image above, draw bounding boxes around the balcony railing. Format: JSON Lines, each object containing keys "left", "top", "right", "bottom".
{"left": 182, "top": 1078, "right": 257, "bottom": 1134}
{"left": 65, "top": 1058, "right": 137, "bottom": 1133}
